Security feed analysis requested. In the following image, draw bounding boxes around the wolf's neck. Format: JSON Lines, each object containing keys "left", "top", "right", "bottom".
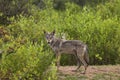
{"left": 50, "top": 38, "right": 62, "bottom": 47}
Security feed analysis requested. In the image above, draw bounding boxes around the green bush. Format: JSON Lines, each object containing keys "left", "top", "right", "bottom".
{"left": 5, "top": 1, "right": 120, "bottom": 65}
{"left": 0, "top": 41, "right": 57, "bottom": 79}
{"left": 0, "top": 0, "right": 120, "bottom": 79}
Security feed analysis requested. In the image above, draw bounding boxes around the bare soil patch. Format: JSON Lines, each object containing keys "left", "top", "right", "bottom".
{"left": 58, "top": 65, "right": 120, "bottom": 80}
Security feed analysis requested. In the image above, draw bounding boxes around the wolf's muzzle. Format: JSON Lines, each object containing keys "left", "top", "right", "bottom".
{"left": 48, "top": 42, "right": 50, "bottom": 44}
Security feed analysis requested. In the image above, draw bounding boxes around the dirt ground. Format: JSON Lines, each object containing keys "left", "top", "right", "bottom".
{"left": 58, "top": 65, "right": 120, "bottom": 80}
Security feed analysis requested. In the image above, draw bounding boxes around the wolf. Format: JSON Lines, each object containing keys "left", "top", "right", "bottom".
{"left": 44, "top": 30, "right": 89, "bottom": 74}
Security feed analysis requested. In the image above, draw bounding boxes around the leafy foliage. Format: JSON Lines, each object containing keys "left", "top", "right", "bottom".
{"left": 0, "top": 41, "right": 57, "bottom": 79}
{"left": 0, "top": 0, "right": 120, "bottom": 79}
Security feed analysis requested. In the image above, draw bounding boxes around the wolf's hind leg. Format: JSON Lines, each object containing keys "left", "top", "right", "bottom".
{"left": 79, "top": 56, "right": 88, "bottom": 74}
{"left": 72, "top": 52, "right": 81, "bottom": 72}
{"left": 75, "top": 54, "right": 81, "bottom": 70}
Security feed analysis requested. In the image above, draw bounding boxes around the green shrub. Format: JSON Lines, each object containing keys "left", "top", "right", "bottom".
{"left": 6, "top": 1, "right": 120, "bottom": 65}
{"left": 0, "top": 0, "right": 120, "bottom": 79}
{"left": 0, "top": 41, "right": 57, "bottom": 79}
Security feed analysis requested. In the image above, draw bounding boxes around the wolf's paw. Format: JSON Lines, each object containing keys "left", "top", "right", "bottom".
{"left": 80, "top": 71, "right": 86, "bottom": 74}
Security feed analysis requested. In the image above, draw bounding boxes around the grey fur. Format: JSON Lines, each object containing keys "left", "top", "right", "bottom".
{"left": 44, "top": 30, "right": 89, "bottom": 74}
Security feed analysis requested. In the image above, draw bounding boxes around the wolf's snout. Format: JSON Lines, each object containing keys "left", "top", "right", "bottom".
{"left": 47, "top": 42, "right": 50, "bottom": 44}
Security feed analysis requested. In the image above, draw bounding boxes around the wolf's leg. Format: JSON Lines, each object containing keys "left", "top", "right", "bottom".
{"left": 76, "top": 58, "right": 81, "bottom": 70}
{"left": 79, "top": 54, "right": 88, "bottom": 74}
{"left": 74, "top": 52, "right": 81, "bottom": 71}
{"left": 56, "top": 53, "right": 61, "bottom": 70}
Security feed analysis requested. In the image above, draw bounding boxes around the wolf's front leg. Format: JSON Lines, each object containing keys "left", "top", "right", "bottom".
{"left": 56, "top": 53, "right": 61, "bottom": 71}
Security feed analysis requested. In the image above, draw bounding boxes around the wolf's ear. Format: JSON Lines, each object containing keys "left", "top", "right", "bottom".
{"left": 43, "top": 30, "right": 46, "bottom": 34}
{"left": 52, "top": 30, "right": 55, "bottom": 35}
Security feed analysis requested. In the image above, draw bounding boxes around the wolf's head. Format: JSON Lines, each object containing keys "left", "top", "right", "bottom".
{"left": 43, "top": 30, "right": 55, "bottom": 44}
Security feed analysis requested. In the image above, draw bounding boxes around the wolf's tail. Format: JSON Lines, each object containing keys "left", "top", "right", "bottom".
{"left": 84, "top": 46, "right": 89, "bottom": 65}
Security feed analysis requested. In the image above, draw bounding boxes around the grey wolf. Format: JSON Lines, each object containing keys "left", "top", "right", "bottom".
{"left": 44, "top": 30, "right": 89, "bottom": 74}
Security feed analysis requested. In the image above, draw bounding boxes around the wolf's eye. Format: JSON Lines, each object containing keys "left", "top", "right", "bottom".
{"left": 46, "top": 35, "right": 49, "bottom": 39}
